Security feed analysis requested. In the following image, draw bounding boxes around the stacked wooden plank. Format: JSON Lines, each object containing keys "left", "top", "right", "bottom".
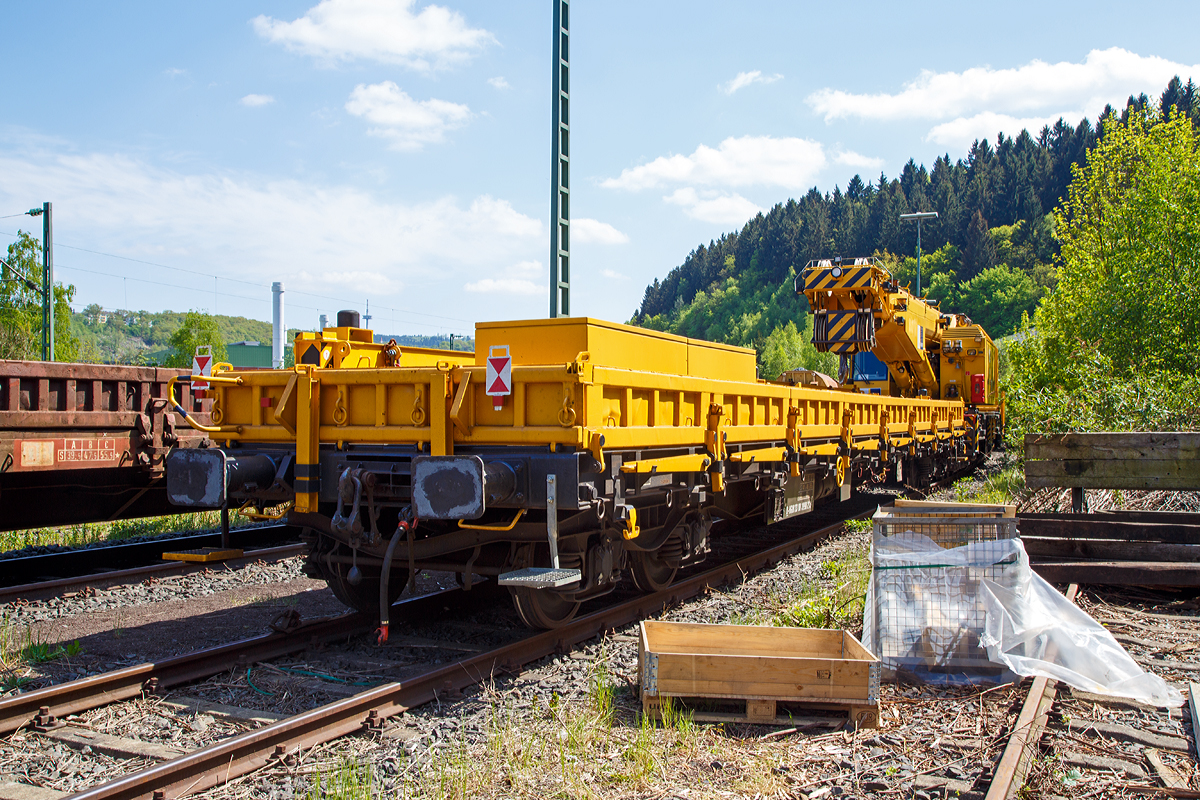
{"left": 1023, "top": 433, "right": 1200, "bottom": 586}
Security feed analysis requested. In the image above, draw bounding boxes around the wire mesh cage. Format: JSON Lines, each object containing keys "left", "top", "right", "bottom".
{"left": 867, "top": 506, "right": 1022, "bottom": 682}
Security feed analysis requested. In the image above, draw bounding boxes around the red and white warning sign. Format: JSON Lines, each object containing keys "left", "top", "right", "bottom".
{"left": 192, "top": 345, "right": 213, "bottom": 398}
{"left": 485, "top": 345, "right": 512, "bottom": 409}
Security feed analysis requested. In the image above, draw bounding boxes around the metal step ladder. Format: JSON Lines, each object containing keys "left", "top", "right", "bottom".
{"left": 499, "top": 475, "right": 581, "bottom": 588}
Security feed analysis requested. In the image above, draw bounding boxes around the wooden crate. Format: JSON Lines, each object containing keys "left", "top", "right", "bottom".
{"left": 638, "top": 621, "right": 880, "bottom": 728}
{"left": 892, "top": 498, "right": 1016, "bottom": 518}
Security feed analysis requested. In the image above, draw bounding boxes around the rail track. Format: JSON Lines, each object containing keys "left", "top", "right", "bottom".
{"left": 0, "top": 523, "right": 302, "bottom": 599}
{"left": 5, "top": 495, "right": 884, "bottom": 800}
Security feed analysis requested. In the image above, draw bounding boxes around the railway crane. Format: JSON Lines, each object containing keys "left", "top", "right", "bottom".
{"left": 801, "top": 255, "right": 1004, "bottom": 466}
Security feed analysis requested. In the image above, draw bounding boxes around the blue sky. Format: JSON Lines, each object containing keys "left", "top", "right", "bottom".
{"left": 2, "top": 1, "right": 1197, "bottom": 338}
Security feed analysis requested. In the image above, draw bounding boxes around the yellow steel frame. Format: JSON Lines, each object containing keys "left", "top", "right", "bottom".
{"left": 188, "top": 341, "right": 970, "bottom": 490}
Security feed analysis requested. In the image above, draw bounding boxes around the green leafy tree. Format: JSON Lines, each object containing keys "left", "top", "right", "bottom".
{"left": 163, "top": 310, "right": 227, "bottom": 368}
{"left": 1041, "top": 109, "right": 1200, "bottom": 375}
{"left": 955, "top": 264, "right": 1039, "bottom": 338}
{"left": 924, "top": 271, "right": 957, "bottom": 308}
{"left": 1004, "top": 108, "right": 1200, "bottom": 443}
{"left": 1, "top": 231, "right": 80, "bottom": 361}
{"left": 758, "top": 319, "right": 837, "bottom": 380}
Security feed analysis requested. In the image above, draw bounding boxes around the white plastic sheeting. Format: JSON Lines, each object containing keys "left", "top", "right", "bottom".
{"left": 980, "top": 569, "right": 1183, "bottom": 707}
{"left": 865, "top": 531, "right": 1183, "bottom": 707}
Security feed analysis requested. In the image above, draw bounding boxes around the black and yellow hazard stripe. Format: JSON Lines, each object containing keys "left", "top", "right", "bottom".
{"left": 812, "top": 309, "right": 877, "bottom": 354}
{"left": 801, "top": 266, "right": 874, "bottom": 293}
{"left": 826, "top": 310, "right": 858, "bottom": 341}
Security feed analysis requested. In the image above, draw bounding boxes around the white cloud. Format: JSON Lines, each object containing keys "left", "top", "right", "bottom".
{"left": 602, "top": 135, "right": 830, "bottom": 192}
{"left": 572, "top": 218, "right": 629, "bottom": 245}
{"left": 807, "top": 47, "right": 1200, "bottom": 122}
{"left": 0, "top": 144, "right": 542, "bottom": 303}
{"left": 720, "top": 70, "right": 783, "bottom": 95}
{"left": 297, "top": 269, "right": 401, "bottom": 294}
{"left": 240, "top": 94, "right": 276, "bottom": 107}
{"left": 508, "top": 259, "right": 542, "bottom": 277}
{"left": 164, "top": 68, "right": 186, "bottom": 78}
{"left": 600, "top": 269, "right": 629, "bottom": 281}
{"left": 664, "top": 188, "right": 764, "bottom": 225}
{"left": 926, "top": 110, "right": 1087, "bottom": 148}
{"left": 464, "top": 277, "right": 543, "bottom": 295}
{"left": 464, "top": 260, "right": 544, "bottom": 294}
{"left": 833, "top": 150, "right": 885, "bottom": 170}
{"left": 345, "top": 81, "right": 471, "bottom": 150}
{"left": 252, "top": 0, "right": 493, "bottom": 72}
{"left": 487, "top": 76, "right": 510, "bottom": 90}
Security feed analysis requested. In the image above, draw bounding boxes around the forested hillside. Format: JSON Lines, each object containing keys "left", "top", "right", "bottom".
{"left": 632, "top": 78, "right": 1200, "bottom": 379}
{"left": 71, "top": 305, "right": 282, "bottom": 364}
{"left": 67, "top": 306, "right": 474, "bottom": 365}
{"left": 65, "top": 306, "right": 474, "bottom": 365}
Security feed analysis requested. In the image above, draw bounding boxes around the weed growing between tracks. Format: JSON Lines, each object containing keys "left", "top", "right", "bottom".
{"left": 726, "top": 520, "right": 872, "bottom": 634}
{"left": 0, "top": 612, "right": 83, "bottom": 695}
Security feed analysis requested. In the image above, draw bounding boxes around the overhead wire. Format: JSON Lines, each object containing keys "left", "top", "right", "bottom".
{"left": 0, "top": 228, "right": 475, "bottom": 333}
{"left": 21, "top": 232, "right": 476, "bottom": 323}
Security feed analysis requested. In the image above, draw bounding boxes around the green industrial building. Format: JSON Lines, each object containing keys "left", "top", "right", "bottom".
{"left": 226, "top": 341, "right": 273, "bottom": 368}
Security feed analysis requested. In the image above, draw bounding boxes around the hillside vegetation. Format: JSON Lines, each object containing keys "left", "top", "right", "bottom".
{"left": 632, "top": 78, "right": 1200, "bottom": 387}
{"left": 1003, "top": 109, "right": 1200, "bottom": 440}
{"left": 71, "top": 305, "right": 279, "bottom": 364}
{"left": 66, "top": 306, "right": 473, "bottom": 365}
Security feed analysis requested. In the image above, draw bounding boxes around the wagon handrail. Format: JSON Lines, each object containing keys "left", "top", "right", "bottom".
{"left": 167, "top": 375, "right": 244, "bottom": 435}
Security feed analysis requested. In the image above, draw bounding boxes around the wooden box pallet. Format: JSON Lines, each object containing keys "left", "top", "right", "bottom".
{"left": 642, "top": 694, "right": 878, "bottom": 728}
{"left": 638, "top": 620, "right": 880, "bottom": 728}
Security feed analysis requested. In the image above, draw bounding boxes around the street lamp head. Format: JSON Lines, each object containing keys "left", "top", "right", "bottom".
{"left": 899, "top": 211, "right": 938, "bottom": 221}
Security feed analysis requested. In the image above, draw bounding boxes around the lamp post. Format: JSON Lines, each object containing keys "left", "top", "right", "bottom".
{"left": 3, "top": 204, "right": 53, "bottom": 360}
{"left": 899, "top": 211, "right": 937, "bottom": 298}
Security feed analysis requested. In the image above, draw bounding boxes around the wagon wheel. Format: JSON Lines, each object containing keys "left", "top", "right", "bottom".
{"left": 509, "top": 586, "right": 580, "bottom": 629}
{"left": 629, "top": 532, "right": 683, "bottom": 593}
{"left": 504, "top": 542, "right": 580, "bottom": 629}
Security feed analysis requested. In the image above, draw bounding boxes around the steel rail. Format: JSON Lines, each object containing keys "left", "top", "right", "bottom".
{"left": 66, "top": 498, "right": 880, "bottom": 800}
{"left": 0, "top": 543, "right": 305, "bottom": 604}
{"left": 0, "top": 523, "right": 298, "bottom": 590}
{"left": 0, "top": 583, "right": 487, "bottom": 736}
{"left": 983, "top": 583, "right": 1079, "bottom": 800}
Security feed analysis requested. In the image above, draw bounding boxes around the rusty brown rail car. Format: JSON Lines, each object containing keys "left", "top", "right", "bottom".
{"left": 0, "top": 360, "right": 209, "bottom": 532}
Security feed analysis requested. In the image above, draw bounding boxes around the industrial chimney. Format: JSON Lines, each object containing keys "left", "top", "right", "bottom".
{"left": 272, "top": 282, "right": 285, "bottom": 369}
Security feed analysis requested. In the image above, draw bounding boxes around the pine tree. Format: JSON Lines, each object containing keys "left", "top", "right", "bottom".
{"left": 960, "top": 210, "right": 997, "bottom": 282}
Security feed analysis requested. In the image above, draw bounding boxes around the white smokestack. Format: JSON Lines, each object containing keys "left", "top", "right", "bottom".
{"left": 272, "top": 281, "right": 285, "bottom": 369}
{"left": 319, "top": 314, "right": 328, "bottom": 331}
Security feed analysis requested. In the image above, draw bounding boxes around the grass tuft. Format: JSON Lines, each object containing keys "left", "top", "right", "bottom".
{"left": 307, "top": 760, "right": 376, "bottom": 800}
{"left": 844, "top": 518, "right": 872, "bottom": 534}
{"left": 0, "top": 510, "right": 229, "bottom": 555}
{"left": 21, "top": 638, "right": 82, "bottom": 665}
{"left": 953, "top": 466, "right": 1024, "bottom": 506}
{"left": 587, "top": 649, "right": 616, "bottom": 726}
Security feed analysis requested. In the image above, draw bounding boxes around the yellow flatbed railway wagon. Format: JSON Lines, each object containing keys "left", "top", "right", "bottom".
{"left": 164, "top": 309, "right": 987, "bottom": 630}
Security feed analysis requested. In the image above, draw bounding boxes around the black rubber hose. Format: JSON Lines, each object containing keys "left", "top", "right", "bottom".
{"left": 377, "top": 524, "right": 405, "bottom": 644}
